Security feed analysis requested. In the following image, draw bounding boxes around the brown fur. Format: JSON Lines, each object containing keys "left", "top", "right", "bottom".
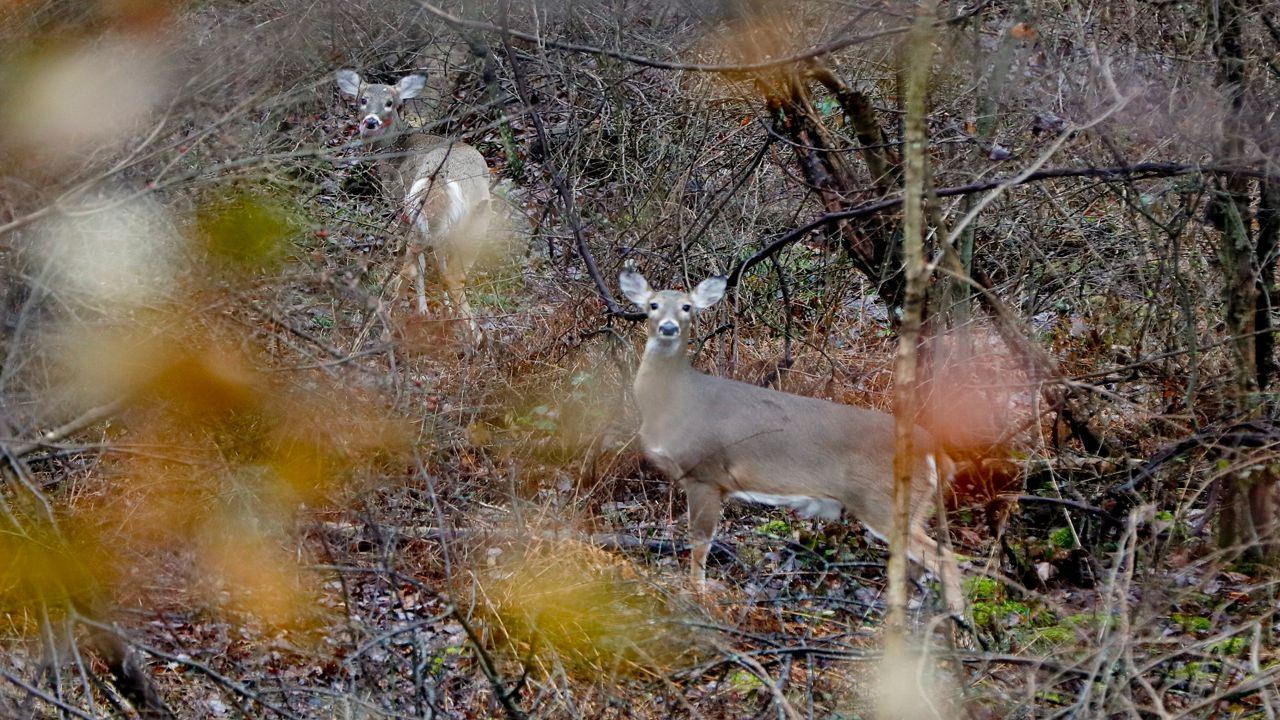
{"left": 336, "top": 69, "right": 492, "bottom": 342}
{"left": 620, "top": 271, "right": 965, "bottom": 617}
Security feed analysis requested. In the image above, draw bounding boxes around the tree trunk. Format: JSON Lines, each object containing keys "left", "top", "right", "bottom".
{"left": 1208, "top": 0, "right": 1277, "bottom": 560}
{"left": 886, "top": 0, "right": 937, "bottom": 650}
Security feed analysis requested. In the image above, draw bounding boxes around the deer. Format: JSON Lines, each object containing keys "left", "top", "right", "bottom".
{"left": 335, "top": 68, "right": 492, "bottom": 343}
{"left": 619, "top": 270, "right": 966, "bottom": 618}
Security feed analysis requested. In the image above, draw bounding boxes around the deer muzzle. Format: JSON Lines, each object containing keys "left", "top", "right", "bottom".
{"left": 359, "top": 114, "right": 390, "bottom": 138}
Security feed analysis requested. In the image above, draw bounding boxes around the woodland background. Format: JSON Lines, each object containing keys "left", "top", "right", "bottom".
{"left": 1, "top": 0, "right": 1279, "bottom": 717}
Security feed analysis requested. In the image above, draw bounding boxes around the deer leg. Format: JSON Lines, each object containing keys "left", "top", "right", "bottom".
{"left": 908, "top": 525, "right": 966, "bottom": 619}
{"left": 415, "top": 251, "right": 429, "bottom": 314}
{"left": 908, "top": 459, "right": 966, "bottom": 619}
{"left": 684, "top": 480, "right": 723, "bottom": 591}
{"left": 437, "top": 249, "right": 481, "bottom": 344}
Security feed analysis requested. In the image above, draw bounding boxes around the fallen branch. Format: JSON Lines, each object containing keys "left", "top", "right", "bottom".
{"left": 4, "top": 399, "right": 126, "bottom": 458}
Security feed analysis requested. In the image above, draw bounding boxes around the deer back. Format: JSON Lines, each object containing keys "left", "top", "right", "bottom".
{"left": 635, "top": 360, "right": 941, "bottom": 525}
{"left": 398, "top": 135, "right": 490, "bottom": 247}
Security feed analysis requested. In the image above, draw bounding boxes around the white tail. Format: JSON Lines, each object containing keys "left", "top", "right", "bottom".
{"left": 620, "top": 270, "right": 965, "bottom": 617}
{"left": 335, "top": 69, "right": 492, "bottom": 343}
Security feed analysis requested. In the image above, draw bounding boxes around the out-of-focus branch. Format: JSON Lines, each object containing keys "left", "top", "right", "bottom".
{"left": 412, "top": 0, "right": 991, "bottom": 74}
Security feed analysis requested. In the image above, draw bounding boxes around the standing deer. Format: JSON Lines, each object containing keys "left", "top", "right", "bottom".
{"left": 620, "top": 270, "right": 965, "bottom": 617}
{"left": 335, "top": 69, "right": 491, "bottom": 342}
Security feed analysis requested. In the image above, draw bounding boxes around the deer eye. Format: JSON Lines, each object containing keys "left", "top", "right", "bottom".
{"left": 359, "top": 98, "right": 368, "bottom": 107}
{"left": 681, "top": 304, "right": 691, "bottom": 312}
{"left": 385, "top": 100, "right": 393, "bottom": 109}
{"left": 648, "top": 302, "right": 659, "bottom": 310}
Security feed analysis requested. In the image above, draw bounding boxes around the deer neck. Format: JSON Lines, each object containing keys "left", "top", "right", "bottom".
{"left": 402, "top": 131, "right": 448, "bottom": 150}
{"left": 360, "top": 127, "right": 425, "bottom": 197}
{"left": 634, "top": 338, "right": 695, "bottom": 421}
{"left": 362, "top": 122, "right": 438, "bottom": 156}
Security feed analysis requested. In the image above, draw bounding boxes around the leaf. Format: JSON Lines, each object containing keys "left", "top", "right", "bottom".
{"left": 1010, "top": 22, "right": 1037, "bottom": 41}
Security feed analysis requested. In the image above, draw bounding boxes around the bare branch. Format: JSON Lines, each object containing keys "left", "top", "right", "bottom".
{"left": 4, "top": 400, "right": 126, "bottom": 458}
{"left": 727, "top": 161, "right": 1270, "bottom": 289}
{"left": 411, "top": 0, "right": 992, "bottom": 75}
{"left": 501, "top": 41, "right": 622, "bottom": 317}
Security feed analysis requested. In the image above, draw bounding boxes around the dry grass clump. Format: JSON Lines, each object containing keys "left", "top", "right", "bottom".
{"left": 468, "top": 535, "right": 709, "bottom": 679}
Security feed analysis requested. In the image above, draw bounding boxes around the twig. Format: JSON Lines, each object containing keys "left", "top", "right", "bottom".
{"left": 76, "top": 616, "right": 298, "bottom": 720}
{"left": 252, "top": 303, "right": 346, "bottom": 359}
{"left": 1013, "top": 495, "right": 1125, "bottom": 529}
{"left": 450, "top": 606, "right": 528, "bottom": 720}
{"left": 727, "top": 162, "right": 1270, "bottom": 290}
{"left": 727, "top": 649, "right": 803, "bottom": 720}
{"left": 5, "top": 399, "right": 125, "bottom": 458}
{"left": 412, "top": 0, "right": 989, "bottom": 74}
{"left": 943, "top": 82, "right": 1133, "bottom": 247}
{"left": 500, "top": 33, "right": 622, "bottom": 317}
{"left": 0, "top": 668, "right": 97, "bottom": 720}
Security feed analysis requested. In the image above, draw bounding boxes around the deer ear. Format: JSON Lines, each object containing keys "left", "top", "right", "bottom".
{"left": 619, "top": 271, "right": 652, "bottom": 306}
{"left": 335, "top": 69, "right": 362, "bottom": 97}
{"left": 691, "top": 276, "right": 726, "bottom": 309}
{"left": 397, "top": 74, "right": 426, "bottom": 100}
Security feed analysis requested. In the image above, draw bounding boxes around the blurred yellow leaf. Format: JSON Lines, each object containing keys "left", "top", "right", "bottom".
{"left": 196, "top": 191, "right": 295, "bottom": 272}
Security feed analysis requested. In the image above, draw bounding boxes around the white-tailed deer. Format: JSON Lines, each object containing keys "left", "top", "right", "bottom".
{"left": 620, "top": 270, "right": 965, "bottom": 617}
{"left": 335, "top": 69, "right": 491, "bottom": 342}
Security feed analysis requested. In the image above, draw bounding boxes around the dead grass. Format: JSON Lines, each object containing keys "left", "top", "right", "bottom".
{"left": 3, "top": 0, "right": 1280, "bottom": 718}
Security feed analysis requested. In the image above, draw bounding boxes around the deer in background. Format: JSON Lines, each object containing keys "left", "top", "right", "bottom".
{"left": 335, "top": 69, "right": 492, "bottom": 343}
{"left": 619, "top": 270, "right": 966, "bottom": 618}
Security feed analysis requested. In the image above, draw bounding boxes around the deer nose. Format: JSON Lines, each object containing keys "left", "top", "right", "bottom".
{"left": 363, "top": 116, "right": 380, "bottom": 130}
{"left": 658, "top": 321, "right": 679, "bottom": 337}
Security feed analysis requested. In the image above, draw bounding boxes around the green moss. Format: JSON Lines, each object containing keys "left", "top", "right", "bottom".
{"left": 1034, "top": 690, "right": 1069, "bottom": 706}
{"left": 1025, "top": 625, "right": 1075, "bottom": 651}
{"left": 755, "top": 519, "right": 792, "bottom": 537}
{"left": 1208, "top": 636, "right": 1246, "bottom": 654}
{"left": 963, "top": 576, "right": 999, "bottom": 601}
{"left": 1062, "top": 613, "right": 1101, "bottom": 629}
{"left": 1170, "top": 661, "right": 1219, "bottom": 689}
{"left": 1049, "top": 526, "right": 1075, "bottom": 549}
{"left": 727, "top": 670, "right": 764, "bottom": 692}
{"left": 972, "top": 600, "right": 1031, "bottom": 629}
{"left": 1171, "top": 613, "right": 1212, "bottom": 633}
